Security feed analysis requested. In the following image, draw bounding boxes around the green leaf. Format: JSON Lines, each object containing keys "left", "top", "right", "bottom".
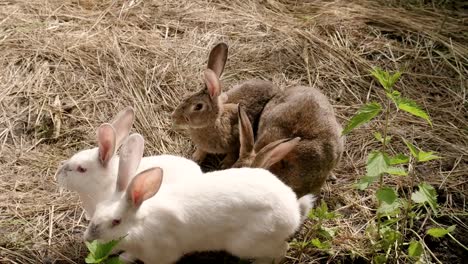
{"left": 389, "top": 153, "right": 409, "bottom": 165}
{"left": 374, "top": 132, "right": 392, "bottom": 144}
{"left": 317, "top": 226, "right": 338, "bottom": 240}
{"left": 366, "top": 151, "right": 390, "bottom": 177}
{"left": 308, "top": 200, "right": 339, "bottom": 220}
{"left": 418, "top": 151, "right": 441, "bottom": 162}
{"left": 388, "top": 71, "right": 402, "bottom": 89}
{"left": 377, "top": 187, "right": 401, "bottom": 215}
{"left": 396, "top": 97, "right": 432, "bottom": 126}
{"left": 311, "top": 238, "right": 331, "bottom": 249}
{"left": 411, "top": 182, "right": 438, "bottom": 214}
{"left": 380, "top": 227, "right": 401, "bottom": 249}
{"left": 85, "top": 255, "right": 98, "bottom": 264}
{"left": 105, "top": 256, "right": 125, "bottom": 264}
{"left": 376, "top": 187, "right": 397, "bottom": 204}
{"left": 94, "top": 239, "right": 123, "bottom": 260}
{"left": 85, "top": 240, "right": 99, "bottom": 255}
{"left": 385, "top": 166, "right": 408, "bottom": 176}
{"left": 403, "top": 139, "right": 419, "bottom": 159}
{"left": 371, "top": 67, "right": 402, "bottom": 90}
{"left": 386, "top": 90, "right": 401, "bottom": 106}
{"left": 373, "top": 254, "right": 387, "bottom": 264}
{"left": 354, "top": 175, "right": 378, "bottom": 190}
{"left": 427, "top": 225, "right": 456, "bottom": 238}
{"left": 408, "top": 240, "right": 423, "bottom": 257}
{"left": 342, "top": 102, "right": 382, "bottom": 135}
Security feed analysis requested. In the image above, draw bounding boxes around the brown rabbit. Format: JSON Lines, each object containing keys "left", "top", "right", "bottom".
{"left": 171, "top": 43, "right": 279, "bottom": 168}
{"left": 233, "top": 86, "right": 344, "bottom": 195}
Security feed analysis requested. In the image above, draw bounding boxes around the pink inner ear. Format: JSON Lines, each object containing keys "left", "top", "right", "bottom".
{"left": 132, "top": 190, "right": 142, "bottom": 207}
{"left": 204, "top": 69, "right": 220, "bottom": 98}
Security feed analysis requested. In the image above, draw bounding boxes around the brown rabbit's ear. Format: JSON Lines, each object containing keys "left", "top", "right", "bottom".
{"left": 126, "top": 167, "right": 163, "bottom": 208}
{"left": 207, "top": 43, "right": 228, "bottom": 77}
{"left": 97, "top": 123, "right": 117, "bottom": 167}
{"left": 253, "top": 137, "right": 301, "bottom": 169}
{"left": 116, "top": 133, "right": 144, "bottom": 192}
{"left": 204, "top": 69, "right": 221, "bottom": 99}
{"left": 238, "top": 105, "right": 254, "bottom": 158}
{"left": 111, "top": 106, "right": 135, "bottom": 149}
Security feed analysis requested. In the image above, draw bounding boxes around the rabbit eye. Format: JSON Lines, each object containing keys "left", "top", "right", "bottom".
{"left": 112, "top": 219, "right": 121, "bottom": 227}
{"left": 77, "top": 166, "right": 87, "bottom": 173}
{"left": 194, "top": 103, "right": 204, "bottom": 111}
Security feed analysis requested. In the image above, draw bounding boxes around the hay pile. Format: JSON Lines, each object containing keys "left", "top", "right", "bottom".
{"left": 0, "top": 0, "right": 466, "bottom": 263}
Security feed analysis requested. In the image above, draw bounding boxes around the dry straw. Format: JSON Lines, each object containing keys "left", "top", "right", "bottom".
{"left": 0, "top": 0, "right": 466, "bottom": 263}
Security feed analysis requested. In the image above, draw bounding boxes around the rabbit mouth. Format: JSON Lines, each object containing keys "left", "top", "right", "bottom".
{"left": 172, "top": 122, "right": 189, "bottom": 130}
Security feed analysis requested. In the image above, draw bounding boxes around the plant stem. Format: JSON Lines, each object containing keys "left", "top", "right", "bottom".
{"left": 376, "top": 98, "right": 392, "bottom": 237}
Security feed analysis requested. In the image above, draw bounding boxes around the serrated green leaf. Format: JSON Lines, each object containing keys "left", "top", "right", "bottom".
{"left": 308, "top": 200, "right": 339, "bottom": 220}
{"left": 396, "top": 97, "right": 432, "bottom": 126}
{"left": 411, "top": 182, "right": 438, "bottom": 214}
{"left": 386, "top": 90, "right": 401, "bottom": 106}
{"left": 377, "top": 187, "right": 400, "bottom": 215}
{"left": 386, "top": 166, "right": 408, "bottom": 176}
{"left": 366, "top": 151, "right": 390, "bottom": 177}
{"left": 380, "top": 227, "right": 401, "bottom": 249}
{"left": 427, "top": 228, "right": 447, "bottom": 238}
{"left": 427, "top": 225, "right": 456, "bottom": 238}
{"left": 371, "top": 67, "right": 402, "bottom": 90}
{"left": 85, "top": 255, "right": 98, "bottom": 264}
{"left": 105, "top": 256, "right": 125, "bottom": 264}
{"left": 374, "top": 132, "right": 392, "bottom": 144}
{"left": 94, "top": 239, "right": 122, "bottom": 260}
{"left": 418, "top": 151, "right": 441, "bottom": 162}
{"left": 373, "top": 254, "right": 387, "bottom": 264}
{"left": 377, "top": 187, "right": 398, "bottom": 204}
{"left": 389, "top": 153, "right": 409, "bottom": 165}
{"left": 408, "top": 240, "right": 423, "bottom": 257}
{"left": 355, "top": 175, "right": 378, "bottom": 190}
{"left": 311, "top": 238, "right": 331, "bottom": 249}
{"left": 388, "top": 71, "right": 402, "bottom": 88}
{"left": 403, "top": 139, "right": 420, "bottom": 159}
{"left": 85, "top": 240, "right": 99, "bottom": 255}
{"left": 342, "top": 102, "right": 382, "bottom": 135}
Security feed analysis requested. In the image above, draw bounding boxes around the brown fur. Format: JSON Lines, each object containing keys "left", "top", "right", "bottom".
{"left": 171, "top": 43, "right": 279, "bottom": 168}
{"left": 233, "top": 86, "right": 344, "bottom": 196}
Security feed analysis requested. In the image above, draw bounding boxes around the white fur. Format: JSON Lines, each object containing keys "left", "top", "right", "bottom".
{"left": 84, "top": 168, "right": 315, "bottom": 264}
{"left": 57, "top": 148, "right": 202, "bottom": 219}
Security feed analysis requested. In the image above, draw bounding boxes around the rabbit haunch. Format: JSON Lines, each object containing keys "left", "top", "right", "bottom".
{"left": 233, "top": 86, "right": 344, "bottom": 196}
{"left": 86, "top": 167, "right": 315, "bottom": 264}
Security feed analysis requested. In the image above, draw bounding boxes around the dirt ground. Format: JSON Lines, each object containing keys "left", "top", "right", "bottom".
{"left": 0, "top": 0, "right": 466, "bottom": 263}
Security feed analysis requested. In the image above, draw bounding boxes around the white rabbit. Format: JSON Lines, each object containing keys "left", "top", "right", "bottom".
{"left": 84, "top": 133, "right": 315, "bottom": 264}
{"left": 56, "top": 107, "right": 202, "bottom": 219}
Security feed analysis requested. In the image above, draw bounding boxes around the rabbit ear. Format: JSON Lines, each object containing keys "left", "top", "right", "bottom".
{"left": 111, "top": 107, "right": 135, "bottom": 148}
{"left": 238, "top": 105, "right": 254, "bottom": 158}
{"left": 97, "top": 124, "right": 117, "bottom": 166}
{"left": 253, "top": 137, "right": 301, "bottom": 169}
{"left": 116, "top": 133, "right": 145, "bottom": 192}
{"left": 204, "top": 69, "right": 221, "bottom": 99}
{"left": 126, "top": 167, "right": 164, "bottom": 208}
{"left": 207, "top": 43, "right": 228, "bottom": 78}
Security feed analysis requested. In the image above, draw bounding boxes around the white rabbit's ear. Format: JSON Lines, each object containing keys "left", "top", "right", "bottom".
{"left": 204, "top": 69, "right": 221, "bottom": 99}
{"left": 238, "top": 105, "right": 254, "bottom": 158}
{"left": 116, "top": 133, "right": 144, "bottom": 192}
{"left": 126, "top": 167, "right": 163, "bottom": 208}
{"left": 97, "top": 124, "right": 117, "bottom": 166}
{"left": 253, "top": 137, "right": 301, "bottom": 169}
{"left": 207, "top": 43, "right": 228, "bottom": 78}
{"left": 111, "top": 106, "right": 135, "bottom": 148}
